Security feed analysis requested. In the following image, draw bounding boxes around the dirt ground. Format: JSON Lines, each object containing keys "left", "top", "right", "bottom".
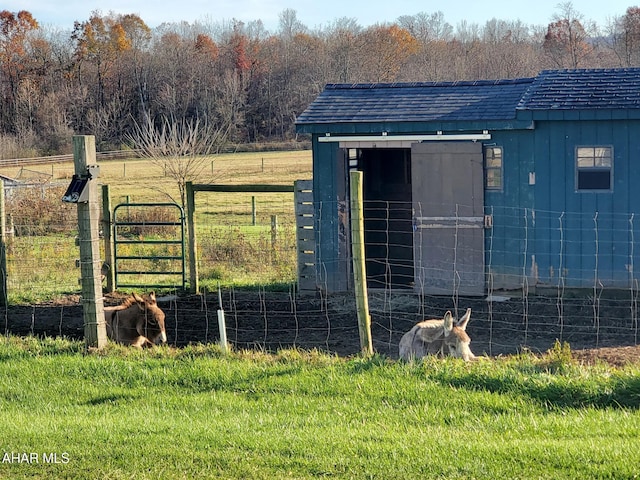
{"left": 3, "top": 290, "right": 640, "bottom": 367}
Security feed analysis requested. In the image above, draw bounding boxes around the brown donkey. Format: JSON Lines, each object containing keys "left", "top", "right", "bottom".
{"left": 104, "top": 292, "right": 167, "bottom": 348}
{"left": 399, "top": 308, "right": 475, "bottom": 361}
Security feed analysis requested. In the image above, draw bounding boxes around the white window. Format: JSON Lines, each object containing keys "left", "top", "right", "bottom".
{"left": 484, "top": 146, "right": 503, "bottom": 191}
{"left": 576, "top": 146, "right": 612, "bottom": 191}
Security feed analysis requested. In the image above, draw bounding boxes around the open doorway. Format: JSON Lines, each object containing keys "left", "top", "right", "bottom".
{"left": 356, "top": 148, "right": 414, "bottom": 289}
{"left": 347, "top": 142, "right": 485, "bottom": 295}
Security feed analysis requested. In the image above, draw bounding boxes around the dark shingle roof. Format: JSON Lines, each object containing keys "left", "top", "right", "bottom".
{"left": 296, "top": 69, "right": 640, "bottom": 127}
{"left": 295, "top": 79, "right": 534, "bottom": 125}
{"left": 518, "top": 68, "right": 640, "bottom": 110}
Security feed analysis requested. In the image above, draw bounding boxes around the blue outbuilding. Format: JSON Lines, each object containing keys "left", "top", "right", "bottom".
{"left": 295, "top": 68, "right": 640, "bottom": 295}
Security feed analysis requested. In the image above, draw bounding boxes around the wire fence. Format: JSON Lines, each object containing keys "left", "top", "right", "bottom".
{"left": 192, "top": 187, "right": 299, "bottom": 290}
{"left": 3, "top": 188, "right": 640, "bottom": 357}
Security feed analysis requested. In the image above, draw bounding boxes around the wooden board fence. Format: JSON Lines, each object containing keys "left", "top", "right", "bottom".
{"left": 294, "top": 180, "right": 316, "bottom": 293}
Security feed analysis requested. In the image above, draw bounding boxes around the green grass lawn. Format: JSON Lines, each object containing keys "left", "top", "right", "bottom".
{"left": 1, "top": 337, "right": 639, "bottom": 479}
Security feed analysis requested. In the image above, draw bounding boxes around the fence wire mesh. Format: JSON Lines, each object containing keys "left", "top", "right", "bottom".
{"left": 3, "top": 187, "right": 640, "bottom": 357}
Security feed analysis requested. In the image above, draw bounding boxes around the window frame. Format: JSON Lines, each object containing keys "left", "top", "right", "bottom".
{"left": 484, "top": 145, "right": 503, "bottom": 192}
{"left": 575, "top": 145, "right": 613, "bottom": 192}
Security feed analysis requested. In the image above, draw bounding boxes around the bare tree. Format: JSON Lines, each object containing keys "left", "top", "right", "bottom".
{"left": 128, "top": 113, "right": 229, "bottom": 207}
{"left": 606, "top": 7, "right": 640, "bottom": 67}
{"left": 323, "top": 17, "right": 363, "bottom": 83}
{"left": 278, "top": 9, "right": 307, "bottom": 40}
{"left": 397, "top": 11, "right": 453, "bottom": 42}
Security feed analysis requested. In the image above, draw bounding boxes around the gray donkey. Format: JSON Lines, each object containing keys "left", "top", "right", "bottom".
{"left": 399, "top": 308, "right": 475, "bottom": 361}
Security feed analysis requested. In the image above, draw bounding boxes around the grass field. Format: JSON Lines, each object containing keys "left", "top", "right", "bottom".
{"left": 0, "top": 150, "right": 312, "bottom": 204}
{"left": 0, "top": 151, "right": 312, "bottom": 301}
{"left": 1, "top": 337, "right": 639, "bottom": 479}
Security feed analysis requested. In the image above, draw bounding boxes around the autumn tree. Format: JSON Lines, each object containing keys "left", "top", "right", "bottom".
{"left": 116, "top": 14, "right": 151, "bottom": 112}
{"left": 253, "top": 10, "right": 326, "bottom": 138}
{"left": 359, "top": 25, "right": 420, "bottom": 82}
{"left": 72, "top": 12, "right": 128, "bottom": 106}
{"left": 70, "top": 12, "right": 151, "bottom": 147}
{"left": 151, "top": 32, "right": 196, "bottom": 120}
{"left": 193, "top": 31, "right": 248, "bottom": 142}
{"left": 223, "top": 25, "right": 250, "bottom": 140}
{"left": 192, "top": 32, "right": 220, "bottom": 114}
{"left": 543, "top": 2, "right": 592, "bottom": 68}
{"left": 0, "top": 6, "right": 632, "bottom": 157}
{"left": 219, "top": 20, "right": 253, "bottom": 76}
{"left": 0, "top": 10, "right": 40, "bottom": 135}
{"left": 195, "top": 33, "right": 219, "bottom": 59}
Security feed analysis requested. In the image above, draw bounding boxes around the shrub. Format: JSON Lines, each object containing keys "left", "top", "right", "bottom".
{"left": 6, "top": 184, "right": 76, "bottom": 236}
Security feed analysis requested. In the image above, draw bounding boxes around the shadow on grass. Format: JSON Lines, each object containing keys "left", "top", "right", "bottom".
{"left": 421, "top": 359, "right": 640, "bottom": 410}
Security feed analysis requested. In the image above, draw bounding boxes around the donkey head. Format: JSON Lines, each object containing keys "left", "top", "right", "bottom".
{"left": 442, "top": 308, "right": 475, "bottom": 361}
{"left": 133, "top": 292, "right": 167, "bottom": 344}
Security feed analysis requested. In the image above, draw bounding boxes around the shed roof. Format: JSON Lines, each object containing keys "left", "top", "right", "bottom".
{"left": 518, "top": 68, "right": 640, "bottom": 110}
{"left": 295, "top": 79, "right": 534, "bottom": 125}
{"left": 296, "top": 68, "right": 640, "bottom": 127}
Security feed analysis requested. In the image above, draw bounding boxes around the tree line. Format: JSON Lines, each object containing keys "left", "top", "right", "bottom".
{"left": 1, "top": 2, "right": 639, "bottom": 158}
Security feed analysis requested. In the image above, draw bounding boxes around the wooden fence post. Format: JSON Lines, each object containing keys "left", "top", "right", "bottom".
{"left": 186, "top": 181, "right": 199, "bottom": 293}
{"left": 349, "top": 171, "right": 373, "bottom": 356}
{"left": 251, "top": 196, "right": 256, "bottom": 226}
{"left": 271, "top": 214, "right": 278, "bottom": 248}
{"left": 101, "top": 184, "right": 115, "bottom": 293}
{"left": 73, "top": 135, "right": 107, "bottom": 349}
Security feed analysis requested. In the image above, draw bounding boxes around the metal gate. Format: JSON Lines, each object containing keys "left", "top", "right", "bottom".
{"left": 113, "top": 202, "right": 186, "bottom": 290}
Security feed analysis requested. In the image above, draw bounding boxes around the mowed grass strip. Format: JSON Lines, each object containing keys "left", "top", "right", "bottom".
{"left": 1, "top": 337, "right": 639, "bottom": 479}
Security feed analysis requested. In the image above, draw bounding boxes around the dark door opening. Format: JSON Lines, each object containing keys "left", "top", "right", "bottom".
{"left": 358, "top": 148, "right": 414, "bottom": 289}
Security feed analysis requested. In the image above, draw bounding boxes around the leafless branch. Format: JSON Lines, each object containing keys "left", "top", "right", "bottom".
{"left": 127, "top": 113, "right": 230, "bottom": 207}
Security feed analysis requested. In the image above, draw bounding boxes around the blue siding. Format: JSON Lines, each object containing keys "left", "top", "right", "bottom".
{"left": 310, "top": 119, "right": 640, "bottom": 292}
{"left": 528, "top": 119, "right": 640, "bottom": 288}
{"left": 312, "top": 139, "right": 346, "bottom": 292}
{"left": 484, "top": 130, "right": 535, "bottom": 288}
{"left": 298, "top": 69, "right": 640, "bottom": 292}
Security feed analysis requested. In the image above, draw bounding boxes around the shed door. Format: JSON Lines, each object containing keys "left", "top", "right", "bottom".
{"left": 411, "top": 142, "right": 485, "bottom": 295}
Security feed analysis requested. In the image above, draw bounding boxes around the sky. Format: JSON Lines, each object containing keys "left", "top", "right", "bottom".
{"left": 4, "top": 0, "right": 634, "bottom": 32}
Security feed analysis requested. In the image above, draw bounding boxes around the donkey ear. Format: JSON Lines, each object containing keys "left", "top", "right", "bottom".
{"left": 443, "top": 311, "right": 454, "bottom": 337}
{"left": 148, "top": 292, "right": 157, "bottom": 304}
{"left": 457, "top": 308, "right": 472, "bottom": 331}
{"left": 132, "top": 292, "right": 144, "bottom": 303}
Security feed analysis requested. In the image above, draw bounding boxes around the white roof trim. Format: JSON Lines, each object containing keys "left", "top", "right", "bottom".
{"left": 318, "top": 132, "right": 491, "bottom": 143}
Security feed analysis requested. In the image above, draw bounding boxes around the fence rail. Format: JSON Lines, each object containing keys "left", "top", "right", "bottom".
{"left": 0, "top": 150, "right": 141, "bottom": 168}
